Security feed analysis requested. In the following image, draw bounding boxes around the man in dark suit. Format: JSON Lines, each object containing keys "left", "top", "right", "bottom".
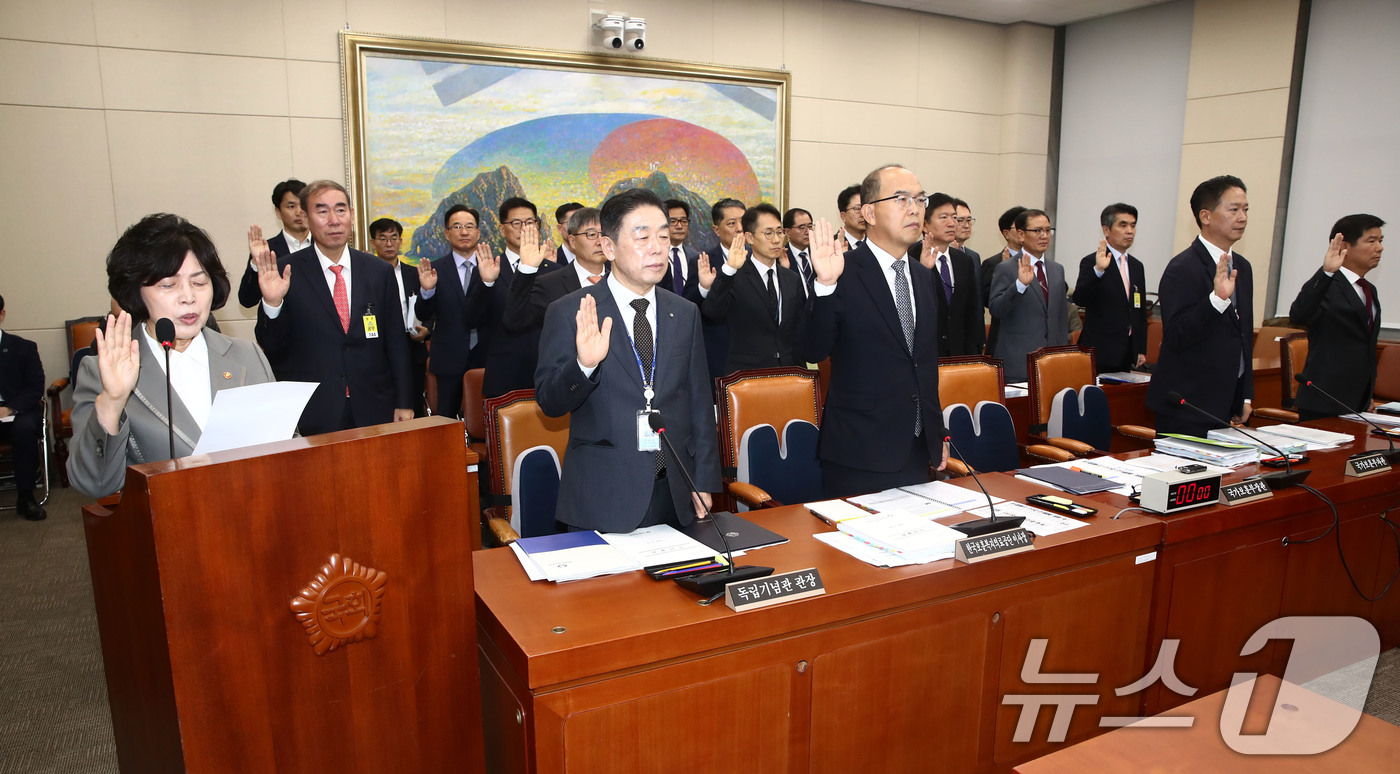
{"left": 836, "top": 184, "right": 867, "bottom": 251}
{"left": 482, "top": 197, "right": 560, "bottom": 398}
{"left": 660, "top": 199, "right": 703, "bottom": 303}
{"left": 952, "top": 198, "right": 981, "bottom": 263}
{"left": 989, "top": 209, "right": 1069, "bottom": 382}
{"left": 699, "top": 203, "right": 806, "bottom": 375}
{"left": 981, "top": 205, "right": 1026, "bottom": 357}
{"left": 1290, "top": 213, "right": 1386, "bottom": 420}
{"left": 0, "top": 295, "right": 46, "bottom": 520}
{"left": 1073, "top": 203, "right": 1149, "bottom": 373}
{"left": 238, "top": 178, "right": 312, "bottom": 308}
{"left": 1146, "top": 175, "right": 1255, "bottom": 435}
{"left": 553, "top": 202, "right": 583, "bottom": 264}
{"left": 783, "top": 207, "right": 817, "bottom": 297}
{"left": 507, "top": 207, "right": 610, "bottom": 345}
{"left": 370, "top": 217, "right": 430, "bottom": 417}
{"left": 800, "top": 164, "right": 948, "bottom": 498}
{"left": 415, "top": 204, "right": 499, "bottom": 415}
{"left": 253, "top": 180, "right": 414, "bottom": 436}
{"left": 909, "top": 192, "right": 984, "bottom": 357}
{"left": 693, "top": 198, "right": 744, "bottom": 380}
{"left": 535, "top": 188, "right": 719, "bottom": 532}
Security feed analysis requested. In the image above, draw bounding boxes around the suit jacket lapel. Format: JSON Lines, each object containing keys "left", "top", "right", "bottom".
{"left": 740, "top": 259, "right": 777, "bottom": 329}
{"left": 594, "top": 285, "right": 646, "bottom": 392}
{"left": 205, "top": 331, "right": 246, "bottom": 393}
{"left": 132, "top": 335, "right": 199, "bottom": 453}
{"left": 299, "top": 251, "right": 341, "bottom": 330}
{"left": 853, "top": 248, "right": 906, "bottom": 349}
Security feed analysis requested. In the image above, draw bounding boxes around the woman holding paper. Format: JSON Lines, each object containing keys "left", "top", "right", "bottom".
{"left": 68, "top": 214, "right": 275, "bottom": 497}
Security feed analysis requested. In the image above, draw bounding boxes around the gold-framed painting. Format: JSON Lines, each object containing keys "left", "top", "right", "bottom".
{"left": 339, "top": 31, "right": 791, "bottom": 264}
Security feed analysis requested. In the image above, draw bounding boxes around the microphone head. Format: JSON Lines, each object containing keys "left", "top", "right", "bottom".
{"left": 1167, "top": 390, "right": 1185, "bottom": 404}
{"left": 1294, "top": 374, "right": 1309, "bottom": 385}
{"left": 154, "top": 318, "right": 176, "bottom": 348}
{"left": 647, "top": 411, "right": 665, "bottom": 432}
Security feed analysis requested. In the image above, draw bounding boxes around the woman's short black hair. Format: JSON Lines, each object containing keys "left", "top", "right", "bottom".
{"left": 107, "top": 213, "right": 231, "bottom": 322}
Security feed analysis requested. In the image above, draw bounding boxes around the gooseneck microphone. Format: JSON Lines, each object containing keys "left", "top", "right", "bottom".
{"left": 1295, "top": 375, "right": 1400, "bottom": 464}
{"left": 647, "top": 412, "right": 773, "bottom": 597}
{"left": 946, "top": 435, "right": 1025, "bottom": 536}
{"left": 154, "top": 318, "right": 177, "bottom": 459}
{"left": 1166, "top": 390, "right": 1309, "bottom": 490}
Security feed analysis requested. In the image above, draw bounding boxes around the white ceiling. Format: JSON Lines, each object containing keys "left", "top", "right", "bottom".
{"left": 853, "top": 0, "right": 1176, "bottom": 27}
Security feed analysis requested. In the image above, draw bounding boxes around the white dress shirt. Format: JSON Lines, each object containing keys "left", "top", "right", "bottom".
{"left": 261, "top": 243, "right": 352, "bottom": 319}
{"left": 1013, "top": 251, "right": 1047, "bottom": 295}
{"left": 815, "top": 240, "right": 916, "bottom": 321}
{"left": 141, "top": 326, "right": 212, "bottom": 430}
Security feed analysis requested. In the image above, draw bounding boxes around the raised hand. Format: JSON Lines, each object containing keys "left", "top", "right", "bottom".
{"left": 1322, "top": 233, "right": 1347, "bottom": 274}
{"left": 1213, "top": 252, "right": 1236, "bottom": 301}
{"left": 251, "top": 225, "right": 291, "bottom": 306}
{"left": 519, "top": 222, "right": 546, "bottom": 268}
{"left": 1095, "top": 238, "right": 1111, "bottom": 272}
{"left": 918, "top": 234, "right": 936, "bottom": 269}
{"left": 697, "top": 252, "right": 717, "bottom": 290}
{"left": 808, "top": 218, "right": 845, "bottom": 285}
{"left": 575, "top": 293, "right": 613, "bottom": 369}
{"left": 476, "top": 242, "right": 501, "bottom": 283}
{"left": 776, "top": 247, "right": 791, "bottom": 270}
{"left": 417, "top": 256, "right": 438, "bottom": 291}
{"left": 92, "top": 311, "right": 142, "bottom": 435}
{"left": 1017, "top": 253, "right": 1035, "bottom": 286}
{"left": 726, "top": 233, "right": 747, "bottom": 270}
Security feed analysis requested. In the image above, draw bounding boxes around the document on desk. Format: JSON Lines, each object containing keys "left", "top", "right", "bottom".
{"left": 1123, "top": 453, "right": 1232, "bottom": 476}
{"left": 192, "top": 381, "right": 318, "bottom": 455}
{"left": 900, "top": 480, "right": 1005, "bottom": 510}
{"left": 813, "top": 530, "right": 917, "bottom": 567}
{"left": 807, "top": 498, "right": 876, "bottom": 525}
{"left": 848, "top": 489, "right": 962, "bottom": 520}
{"left": 838, "top": 512, "right": 960, "bottom": 563}
{"left": 1097, "top": 371, "right": 1152, "bottom": 384}
{"left": 1021, "top": 459, "right": 1136, "bottom": 496}
{"left": 967, "top": 500, "right": 1088, "bottom": 537}
{"left": 1254, "top": 423, "right": 1354, "bottom": 449}
{"left": 601, "top": 524, "right": 716, "bottom": 567}
{"left": 512, "top": 531, "right": 640, "bottom": 582}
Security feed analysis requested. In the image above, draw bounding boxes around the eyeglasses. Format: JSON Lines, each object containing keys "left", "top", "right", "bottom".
{"left": 842, "top": 206, "right": 863, "bottom": 214}
{"left": 1022, "top": 227, "right": 1056, "bottom": 236}
{"left": 570, "top": 229, "right": 602, "bottom": 240}
{"left": 954, "top": 217, "right": 976, "bottom": 225}
{"left": 788, "top": 224, "right": 814, "bottom": 232}
{"left": 446, "top": 224, "right": 478, "bottom": 232}
{"left": 372, "top": 234, "right": 401, "bottom": 243}
{"left": 668, "top": 217, "right": 690, "bottom": 226}
{"left": 866, "top": 192, "right": 930, "bottom": 211}
{"left": 752, "top": 228, "right": 784, "bottom": 240}
{"left": 504, "top": 218, "right": 539, "bottom": 229}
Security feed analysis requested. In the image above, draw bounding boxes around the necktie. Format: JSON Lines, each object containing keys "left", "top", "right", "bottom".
{"left": 1035, "top": 260, "right": 1049, "bottom": 303}
{"left": 330, "top": 264, "right": 349, "bottom": 334}
{"left": 458, "top": 260, "right": 469, "bottom": 292}
{"left": 587, "top": 274, "right": 602, "bottom": 285}
{"left": 891, "top": 260, "right": 922, "bottom": 437}
{"left": 766, "top": 267, "right": 779, "bottom": 324}
{"left": 630, "top": 298, "right": 661, "bottom": 473}
{"left": 1118, "top": 253, "right": 1131, "bottom": 300}
{"left": 1359, "top": 278, "right": 1377, "bottom": 331}
{"left": 938, "top": 255, "right": 954, "bottom": 303}
{"left": 671, "top": 247, "right": 684, "bottom": 294}
{"left": 798, "top": 249, "right": 810, "bottom": 281}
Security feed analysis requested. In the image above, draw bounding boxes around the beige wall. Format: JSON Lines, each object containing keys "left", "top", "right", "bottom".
{"left": 0, "top": 0, "right": 1053, "bottom": 384}
{"left": 1173, "top": 0, "right": 1301, "bottom": 321}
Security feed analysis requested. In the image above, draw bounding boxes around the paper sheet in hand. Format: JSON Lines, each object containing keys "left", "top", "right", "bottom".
{"left": 192, "top": 381, "right": 317, "bottom": 454}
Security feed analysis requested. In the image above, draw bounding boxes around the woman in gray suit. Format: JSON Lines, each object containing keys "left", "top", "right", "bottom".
{"left": 68, "top": 214, "right": 276, "bottom": 498}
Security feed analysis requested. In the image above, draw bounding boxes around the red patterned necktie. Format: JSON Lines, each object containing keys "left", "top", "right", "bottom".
{"left": 330, "top": 264, "right": 349, "bottom": 333}
{"left": 1035, "top": 260, "right": 1048, "bottom": 302}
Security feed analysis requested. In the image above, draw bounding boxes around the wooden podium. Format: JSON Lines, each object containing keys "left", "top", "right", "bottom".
{"left": 83, "top": 417, "right": 484, "bottom": 774}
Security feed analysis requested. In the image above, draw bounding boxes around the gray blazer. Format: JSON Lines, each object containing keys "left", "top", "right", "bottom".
{"left": 68, "top": 330, "right": 276, "bottom": 498}
{"left": 988, "top": 255, "right": 1069, "bottom": 382}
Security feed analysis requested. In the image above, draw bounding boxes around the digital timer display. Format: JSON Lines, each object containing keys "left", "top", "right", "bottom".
{"left": 1167, "top": 478, "right": 1219, "bottom": 507}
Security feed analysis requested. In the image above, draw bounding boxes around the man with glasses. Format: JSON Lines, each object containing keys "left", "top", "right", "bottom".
{"left": 699, "top": 203, "right": 806, "bottom": 375}
{"left": 696, "top": 197, "right": 745, "bottom": 380}
{"left": 988, "top": 208, "right": 1068, "bottom": 382}
{"left": 1072, "top": 203, "right": 1148, "bottom": 374}
{"left": 801, "top": 164, "right": 948, "bottom": 498}
{"left": 660, "top": 199, "right": 702, "bottom": 302}
{"left": 783, "top": 207, "right": 816, "bottom": 297}
{"left": 481, "top": 197, "right": 561, "bottom": 397}
{"left": 952, "top": 199, "right": 980, "bottom": 263}
{"left": 554, "top": 202, "right": 584, "bottom": 264}
{"left": 836, "top": 184, "right": 867, "bottom": 251}
{"left": 909, "top": 193, "right": 983, "bottom": 357}
{"left": 416, "top": 204, "right": 499, "bottom": 417}
{"left": 370, "top": 217, "right": 430, "bottom": 416}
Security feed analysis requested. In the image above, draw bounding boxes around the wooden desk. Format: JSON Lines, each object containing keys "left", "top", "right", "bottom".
{"left": 1071, "top": 420, "right": 1400, "bottom": 715}
{"left": 475, "top": 481, "right": 1162, "bottom": 773}
{"left": 1015, "top": 674, "right": 1400, "bottom": 772}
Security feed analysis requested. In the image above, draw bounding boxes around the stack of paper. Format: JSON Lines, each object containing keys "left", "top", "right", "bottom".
{"left": 807, "top": 499, "right": 875, "bottom": 525}
{"left": 837, "top": 512, "right": 962, "bottom": 564}
{"left": 1261, "top": 424, "right": 1354, "bottom": 449}
{"left": 1019, "top": 458, "right": 1137, "bottom": 496}
{"left": 510, "top": 531, "right": 640, "bottom": 582}
{"left": 965, "top": 501, "right": 1088, "bottom": 537}
{"left": 600, "top": 525, "right": 719, "bottom": 568}
{"left": 1342, "top": 411, "right": 1400, "bottom": 428}
{"left": 899, "top": 480, "right": 1005, "bottom": 511}
{"left": 1208, "top": 427, "right": 1306, "bottom": 456}
{"left": 1098, "top": 371, "right": 1152, "bottom": 384}
{"left": 848, "top": 489, "right": 962, "bottom": 520}
{"left": 1375, "top": 401, "right": 1400, "bottom": 416}
{"left": 1155, "top": 433, "right": 1259, "bottom": 467}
